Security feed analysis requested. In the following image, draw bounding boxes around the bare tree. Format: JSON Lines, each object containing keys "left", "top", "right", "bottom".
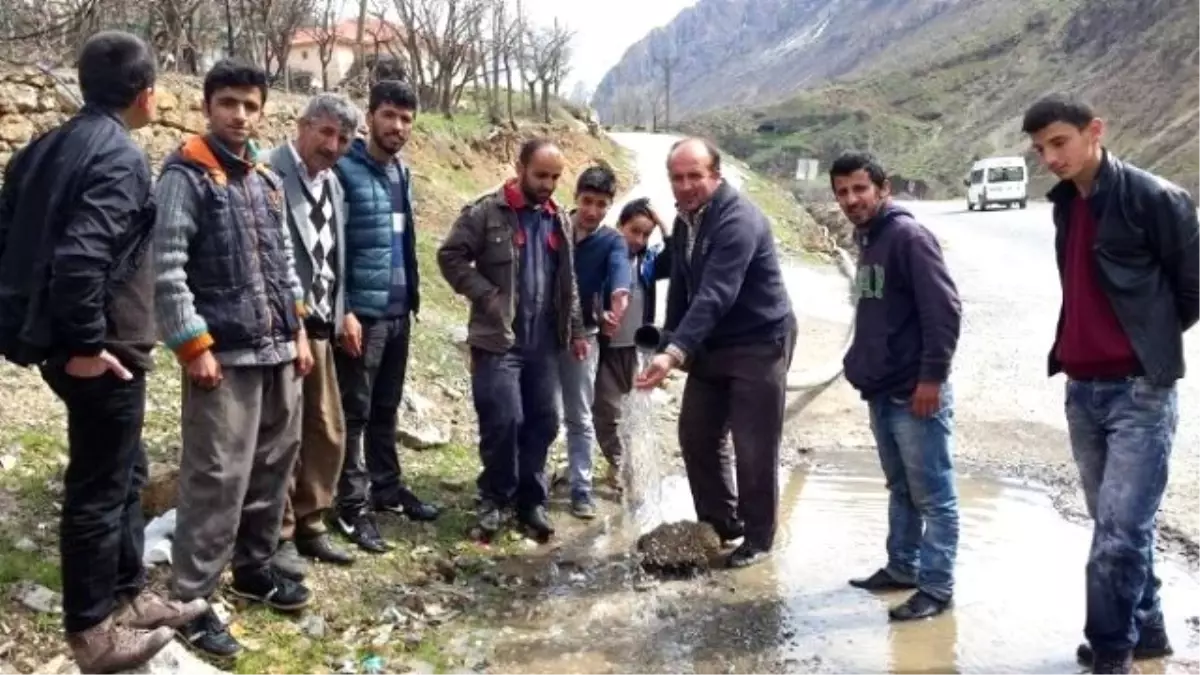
{"left": 310, "top": 0, "right": 344, "bottom": 90}
{"left": 238, "top": 0, "right": 315, "bottom": 82}
{"left": 522, "top": 18, "right": 571, "bottom": 123}
{"left": 393, "top": 0, "right": 485, "bottom": 116}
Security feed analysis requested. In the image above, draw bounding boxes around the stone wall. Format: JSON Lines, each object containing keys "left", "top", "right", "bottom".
{"left": 0, "top": 68, "right": 306, "bottom": 173}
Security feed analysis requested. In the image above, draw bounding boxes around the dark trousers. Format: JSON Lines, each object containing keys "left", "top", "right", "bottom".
{"left": 593, "top": 345, "right": 638, "bottom": 466}
{"left": 470, "top": 346, "right": 560, "bottom": 511}
{"left": 40, "top": 365, "right": 148, "bottom": 634}
{"left": 678, "top": 323, "right": 796, "bottom": 550}
{"left": 335, "top": 315, "right": 415, "bottom": 515}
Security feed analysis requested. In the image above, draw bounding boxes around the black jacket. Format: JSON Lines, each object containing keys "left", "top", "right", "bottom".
{"left": 663, "top": 180, "right": 793, "bottom": 357}
{"left": 1047, "top": 150, "right": 1199, "bottom": 386}
{"left": 0, "top": 106, "right": 157, "bottom": 371}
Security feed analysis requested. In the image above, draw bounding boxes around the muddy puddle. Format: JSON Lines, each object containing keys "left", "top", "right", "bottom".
{"left": 479, "top": 452, "right": 1200, "bottom": 674}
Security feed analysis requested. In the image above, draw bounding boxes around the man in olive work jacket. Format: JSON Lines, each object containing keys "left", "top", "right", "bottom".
{"left": 1023, "top": 93, "right": 1199, "bottom": 675}
{"left": 438, "top": 138, "right": 587, "bottom": 542}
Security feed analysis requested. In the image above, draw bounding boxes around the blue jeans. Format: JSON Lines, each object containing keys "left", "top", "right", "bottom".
{"left": 1065, "top": 377, "right": 1178, "bottom": 653}
{"left": 471, "top": 347, "right": 561, "bottom": 511}
{"left": 867, "top": 383, "right": 959, "bottom": 601}
{"left": 559, "top": 334, "right": 599, "bottom": 500}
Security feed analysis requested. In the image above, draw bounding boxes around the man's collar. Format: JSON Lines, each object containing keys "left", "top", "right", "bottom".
{"left": 502, "top": 178, "right": 558, "bottom": 215}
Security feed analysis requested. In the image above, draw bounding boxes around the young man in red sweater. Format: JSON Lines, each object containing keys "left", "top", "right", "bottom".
{"left": 1023, "top": 94, "right": 1199, "bottom": 675}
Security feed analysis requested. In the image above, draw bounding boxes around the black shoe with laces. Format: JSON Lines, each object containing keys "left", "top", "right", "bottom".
{"left": 230, "top": 567, "right": 311, "bottom": 612}
{"left": 849, "top": 568, "right": 919, "bottom": 592}
{"left": 888, "top": 590, "right": 952, "bottom": 621}
{"left": 1091, "top": 649, "right": 1134, "bottom": 674}
{"left": 1077, "top": 625, "right": 1174, "bottom": 665}
{"left": 476, "top": 500, "right": 502, "bottom": 536}
{"left": 374, "top": 489, "right": 442, "bottom": 522}
{"left": 336, "top": 511, "right": 392, "bottom": 553}
{"left": 519, "top": 505, "right": 555, "bottom": 542}
{"left": 179, "top": 608, "right": 241, "bottom": 658}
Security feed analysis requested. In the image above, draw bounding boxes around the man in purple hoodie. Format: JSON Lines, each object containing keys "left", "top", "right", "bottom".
{"left": 832, "top": 152, "right": 963, "bottom": 622}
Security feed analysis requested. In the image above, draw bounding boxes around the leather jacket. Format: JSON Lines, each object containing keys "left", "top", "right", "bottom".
{"left": 1047, "top": 150, "right": 1199, "bottom": 386}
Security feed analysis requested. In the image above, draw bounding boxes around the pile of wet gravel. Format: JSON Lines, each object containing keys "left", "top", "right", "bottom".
{"left": 636, "top": 521, "right": 723, "bottom": 578}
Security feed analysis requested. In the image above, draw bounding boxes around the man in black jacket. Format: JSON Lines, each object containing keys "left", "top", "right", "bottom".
{"left": 1023, "top": 94, "right": 1199, "bottom": 675}
{"left": 636, "top": 138, "right": 796, "bottom": 569}
{"left": 0, "top": 31, "right": 206, "bottom": 672}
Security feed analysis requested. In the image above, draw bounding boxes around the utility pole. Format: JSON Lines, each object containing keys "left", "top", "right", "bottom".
{"left": 652, "top": 50, "right": 680, "bottom": 131}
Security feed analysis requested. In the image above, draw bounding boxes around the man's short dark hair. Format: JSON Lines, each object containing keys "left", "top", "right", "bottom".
{"left": 829, "top": 151, "right": 888, "bottom": 188}
{"left": 77, "top": 31, "right": 156, "bottom": 111}
{"left": 518, "top": 137, "right": 557, "bottom": 165}
{"left": 618, "top": 197, "right": 660, "bottom": 227}
{"left": 576, "top": 165, "right": 616, "bottom": 197}
{"left": 667, "top": 137, "right": 722, "bottom": 172}
{"left": 203, "top": 58, "right": 268, "bottom": 105}
{"left": 1021, "top": 94, "right": 1097, "bottom": 134}
{"left": 369, "top": 80, "right": 418, "bottom": 114}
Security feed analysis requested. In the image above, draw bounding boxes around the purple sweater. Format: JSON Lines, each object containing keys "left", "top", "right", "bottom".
{"left": 842, "top": 202, "right": 962, "bottom": 400}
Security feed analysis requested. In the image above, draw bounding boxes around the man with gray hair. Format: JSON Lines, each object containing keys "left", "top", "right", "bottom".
{"left": 263, "top": 93, "right": 360, "bottom": 578}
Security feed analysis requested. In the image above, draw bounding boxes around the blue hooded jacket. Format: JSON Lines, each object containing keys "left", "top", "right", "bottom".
{"left": 334, "top": 138, "right": 420, "bottom": 318}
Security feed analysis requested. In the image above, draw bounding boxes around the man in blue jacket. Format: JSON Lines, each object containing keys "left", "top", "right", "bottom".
{"left": 832, "top": 152, "right": 962, "bottom": 623}
{"left": 636, "top": 138, "right": 796, "bottom": 569}
{"left": 560, "top": 165, "right": 631, "bottom": 519}
{"left": 333, "top": 80, "right": 438, "bottom": 555}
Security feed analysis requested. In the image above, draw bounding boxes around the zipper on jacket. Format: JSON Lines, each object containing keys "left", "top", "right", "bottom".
{"left": 235, "top": 178, "right": 273, "bottom": 336}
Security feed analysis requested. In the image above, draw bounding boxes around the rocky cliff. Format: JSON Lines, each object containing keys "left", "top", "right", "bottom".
{"left": 595, "top": 0, "right": 1199, "bottom": 196}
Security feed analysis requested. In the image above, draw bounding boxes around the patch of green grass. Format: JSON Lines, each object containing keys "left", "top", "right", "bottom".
{"left": 0, "top": 541, "right": 61, "bottom": 590}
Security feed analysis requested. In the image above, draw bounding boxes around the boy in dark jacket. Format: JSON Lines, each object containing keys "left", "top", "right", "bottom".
{"left": 559, "top": 165, "right": 630, "bottom": 519}
{"left": 593, "top": 197, "right": 670, "bottom": 488}
{"left": 154, "top": 59, "right": 314, "bottom": 658}
{"left": 0, "top": 31, "right": 204, "bottom": 672}
{"left": 833, "top": 152, "right": 962, "bottom": 623}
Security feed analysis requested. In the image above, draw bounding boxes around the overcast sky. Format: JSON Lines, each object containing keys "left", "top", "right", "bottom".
{"left": 520, "top": 0, "right": 698, "bottom": 91}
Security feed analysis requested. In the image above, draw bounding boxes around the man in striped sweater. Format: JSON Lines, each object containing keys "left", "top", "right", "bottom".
{"left": 153, "top": 58, "right": 314, "bottom": 659}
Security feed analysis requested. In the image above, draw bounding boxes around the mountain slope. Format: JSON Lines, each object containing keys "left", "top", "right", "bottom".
{"left": 595, "top": 0, "right": 1199, "bottom": 197}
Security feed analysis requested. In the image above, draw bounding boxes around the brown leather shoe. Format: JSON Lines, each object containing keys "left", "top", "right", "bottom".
{"left": 114, "top": 591, "right": 209, "bottom": 630}
{"left": 66, "top": 616, "right": 173, "bottom": 673}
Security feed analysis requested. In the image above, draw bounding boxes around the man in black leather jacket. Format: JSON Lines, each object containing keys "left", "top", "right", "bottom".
{"left": 1023, "top": 93, "right": 1199, "bottom": 675}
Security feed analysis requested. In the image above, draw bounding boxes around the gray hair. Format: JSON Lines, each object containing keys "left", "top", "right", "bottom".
{"left": 300, "top": 93, "right": 361, "bottom": 135}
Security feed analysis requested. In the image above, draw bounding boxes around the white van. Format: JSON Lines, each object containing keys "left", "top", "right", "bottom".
{"left": 964, "top": 156, "right": 1028, "bottom": 211}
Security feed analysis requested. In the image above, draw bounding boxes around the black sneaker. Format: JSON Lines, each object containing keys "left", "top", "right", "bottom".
{"left": 1091, "top": 649, "right": 1134, "bottom": 674}
{"left": 519, "top": 505, "right": 555, "bottom": 542}
{"left": 179, "top": 608, "right": 241, "bottom": 659}
{"left": 888, "top": 590, "right": 952, "bottom": 621}
{"left": 476, "top": 500, "right": 502, "bottom": 537}
{"left": 336, "top": 511, "right": 392, "bottom": 553}
{"left": 570, "top": 495, "right": 597, "bottom": 520}
{"left": 849, "top": 568, "right": 919, "bottom": 592}
{"left": 727, "top": 542, "right": 771, "bottom": 568}
{"left": 1077, "top": 625, "right": 1174, "bottom": 665}
{"left": 230, "top": 567, "right": 311, "bottom": 612}
{"left": 375, "top": 490, "right": 442, "bottom": 522}
{"left": 271, "top": 540, "right": 307, "bottom": 581}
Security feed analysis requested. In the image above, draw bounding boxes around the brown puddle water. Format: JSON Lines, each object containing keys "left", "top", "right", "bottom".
{"left": 481, "top": 452, "right": 1200, "bottom": 674}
